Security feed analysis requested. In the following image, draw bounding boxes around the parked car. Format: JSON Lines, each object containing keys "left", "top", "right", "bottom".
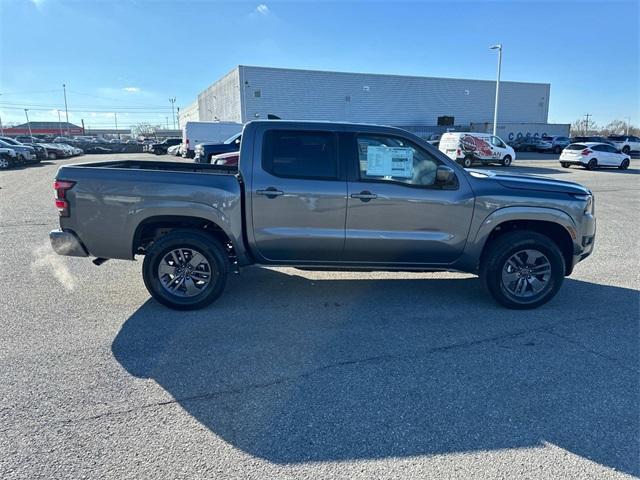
{"left": 0, "top": 138, "right": 36, "bottom": 163}
{"left": 84, "top": 146, "right": 113, "bottom": 154}
{"left": 50, "top": 120, "right": 596, "bottom": 311}
{"left": 41, "top": 143, "right": 68, "bottom": 160}
{"left": 194, "top": 132, "right": 242, "bottom": 163}
{"left": 560, "top": 142, "right": 631, "bottom": 170}
{"left": 0, "top": 136, "right": 46, "bottom": 160}
{"left": 211, "top": 151, "right": 239, "bottom": 167}
{"left": 182, "top": 121, "right": 243, "bottom": 158}
{"left": 571, "top": 136, "right": 614, "bottom": 146}
{"left": 439, "top": 132, "right": 515, "bottom": 167}
{"left": 540, "top": 136, "right": 571, "bottom": 154}
{"left": 507, "top": 136, "right": 549, "bottom": 152}
{"left": 167, "top": 144, "right": 182, "bottom": 156}
{"left": 0, "top": 147, "right": 18, "bottom": 170}
{"left": 148, "top": 138, "right": 182, "bottom": 155}
{"left": 606, "top": 135, "right": 640, "bottom": 154}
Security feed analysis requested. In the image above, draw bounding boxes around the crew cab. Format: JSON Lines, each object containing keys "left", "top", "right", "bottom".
{"left": 50, "top": 121, "right": 596, "bottom": 310}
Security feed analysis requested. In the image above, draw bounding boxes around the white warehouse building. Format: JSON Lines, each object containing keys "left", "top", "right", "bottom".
{"left": 181, "top": 65, "right": 568, "bottom": 140}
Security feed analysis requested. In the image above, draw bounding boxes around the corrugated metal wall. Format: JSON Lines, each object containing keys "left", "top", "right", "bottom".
{"left": 198, "top": 68, "right": 242, "bottom": 123}
{"left": 178, "top": 101, "right": 200, "bottom": 126}
{"left": 238, "top": 66, "right": 550, "bottom": 125}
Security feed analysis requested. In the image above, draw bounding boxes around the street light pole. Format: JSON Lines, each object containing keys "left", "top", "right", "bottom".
{"left": 24, "top": 109, "right": 33, "bottom": 138}
{"left": 63, "top": 83, "right": 70, "bottom": 135}
{"left": 114, "top": 113, "right": 119, "bottom": 139}
{"left": 0, "top": 113, "right": 4, "bottom": 136}
{"left": 169, "top": 97, "right": 176, "bottom": 130}
{"left": 584, "top": 113, "right": 591, "bottom": 135}
{"left": 490, "top": 44, "right": 502, "bottom": 137}
{"left": 57, "top": 110, "right": 63, "bottom": 136}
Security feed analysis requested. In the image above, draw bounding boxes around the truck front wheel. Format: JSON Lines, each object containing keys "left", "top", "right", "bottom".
{"left": 142, "top": 230, "right": 229, "bottom": 310}
{"left": 480, "top": 231, "right": 565, "bottom": 309}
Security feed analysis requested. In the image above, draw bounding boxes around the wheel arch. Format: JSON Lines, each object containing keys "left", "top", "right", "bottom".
{"left": 131, "top": 213, "right": 248, "bottom": 268}
{"left": 479, "top": 218, "right": 575, "bottom": 276}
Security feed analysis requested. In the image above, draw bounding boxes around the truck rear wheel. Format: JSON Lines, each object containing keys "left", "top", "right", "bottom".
{"left": 462, "top": 156, "right": 474, "bottom": 168}
{"left": 480, "top": 231, "right": 565, "bottom": 309}
{"left": 142, "top": 230, "right": 229, "bottom": 310}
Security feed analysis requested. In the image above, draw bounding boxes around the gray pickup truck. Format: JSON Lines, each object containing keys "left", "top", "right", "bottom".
{"left": 50, "top": 121, "right": 596, "bottom": 310}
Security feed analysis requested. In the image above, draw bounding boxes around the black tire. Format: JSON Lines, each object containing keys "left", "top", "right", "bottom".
{"left": 142, "top": 230, "right": 229, "bottom": 310}
{"left": 480, "top": 230, "right": 565, "bottom": 309}
{"left": 462, "top": 156, "right": 474, "bottom": 168}
{"left": 554, "top": 146, "right": 562, "bottom": 154}
{"left": 501, "top": 155, "right": 512, "bottom": 167}
{"left": 619, "top": 158, "right": 630, "bottom": 170}
{"left": 586, "top": 158, "right": 597, "bottom": 170}
{"left": 622, "top": 146, "right": 630, "bottom": 154}
{"left": 560, "top": 162, "right": 570, "bottom": 168}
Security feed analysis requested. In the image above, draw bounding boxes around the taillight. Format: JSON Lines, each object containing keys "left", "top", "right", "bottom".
{"left": 456, "top": 148, "right": 461, "bottom": 156}
{"left": 54, "top": 180, "right": 75, "bottom": 217}
{"left": 581, "top": 149, "right": 592, "bottom": 156}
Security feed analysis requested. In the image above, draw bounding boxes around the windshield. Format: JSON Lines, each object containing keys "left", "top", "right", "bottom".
{"left": 223, "top": 132, "right": 242, "bottom": 144}
{"left": 0, "top": 137, "right": 22, "bottom": 145}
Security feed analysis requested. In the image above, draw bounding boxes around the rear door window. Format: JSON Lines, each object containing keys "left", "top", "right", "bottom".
{"left": 262, "top": 130, "right": 338, "bottom": 179}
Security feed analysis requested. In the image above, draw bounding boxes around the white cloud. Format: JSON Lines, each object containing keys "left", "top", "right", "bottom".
{"left": 256, "top": 4, "right": 269, "bottom": 15}
{"left": 122, "top": 87, "right": 141, "bottom": 93}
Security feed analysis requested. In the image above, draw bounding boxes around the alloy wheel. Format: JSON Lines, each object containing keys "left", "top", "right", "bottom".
{"left": 157, "top": 247, "right": 215, "bottom": 297}
{"left": 501, "top": 249, "right": 552, "bottom": 298}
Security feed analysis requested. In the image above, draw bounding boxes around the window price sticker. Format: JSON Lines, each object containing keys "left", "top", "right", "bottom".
{"left": 366, "top": 146, "right": 414, "bottom": 178}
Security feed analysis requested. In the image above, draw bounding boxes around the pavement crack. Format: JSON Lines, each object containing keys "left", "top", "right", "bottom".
{"left": 542, "top": 327, "right": 639, "bottom": 374}
{"left": 3, "top": 325, "right": 550, "bottom": 433}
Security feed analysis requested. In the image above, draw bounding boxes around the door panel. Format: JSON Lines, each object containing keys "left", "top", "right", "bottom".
{"left": 344, "top": 182, "right": 475, "bottom": 264}
{"left": 344, "top": 133, "right": 475, "bottom": 265}
{"left": 251, "top": 129, "right": 347, "bottom": 262}
{"left": 252, "top": 177, "right": 347, "bottom": 262}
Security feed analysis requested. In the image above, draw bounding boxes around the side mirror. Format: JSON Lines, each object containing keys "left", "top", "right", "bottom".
{"left": 436, "top": 165, "right": 456, "bottom": 185}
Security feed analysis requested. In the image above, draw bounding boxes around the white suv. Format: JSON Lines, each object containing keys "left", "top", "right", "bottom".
{"left": 607, "top": 135, "right": 640, "bottom": 154}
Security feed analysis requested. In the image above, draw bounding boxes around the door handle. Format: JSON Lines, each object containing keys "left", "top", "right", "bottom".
{"left": 256, "top": 187, "right": 284, "bottom": 198}
{"left": 350, "top": 191, "right": 378, "bottom": 201}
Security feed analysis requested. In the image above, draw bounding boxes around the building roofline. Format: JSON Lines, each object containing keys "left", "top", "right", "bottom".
{"left": 237, "top": 64, "right": 550, "bottom": 88}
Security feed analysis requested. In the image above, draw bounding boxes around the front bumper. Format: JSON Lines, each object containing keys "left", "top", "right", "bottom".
{"left": 571, "top": 214, "right": 596, "bottom": 269}
{"left": 49, "top": 229, "right": 89, "bottom": 257}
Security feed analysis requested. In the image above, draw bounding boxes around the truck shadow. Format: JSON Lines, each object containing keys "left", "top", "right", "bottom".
{"left": 112, "top": 268, "right": 639, "bottom": 474}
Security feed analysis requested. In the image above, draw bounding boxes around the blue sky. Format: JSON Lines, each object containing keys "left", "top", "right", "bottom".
{"left": 1, "top": 0, "right": 638, "bottom": 129}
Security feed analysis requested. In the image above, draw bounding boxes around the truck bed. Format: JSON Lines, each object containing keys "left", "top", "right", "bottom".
{"left": 55, "top": 159, "right": 245, "bottom": 261}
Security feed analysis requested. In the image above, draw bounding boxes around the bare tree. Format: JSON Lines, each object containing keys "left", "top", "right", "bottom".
{"left": 570, "top": 117, "right": 598, "bottom": 136}
{"left": 131, "top": 122, "right": 162, "bottom": 138}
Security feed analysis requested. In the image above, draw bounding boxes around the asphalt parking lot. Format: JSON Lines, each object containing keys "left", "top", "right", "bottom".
{"left": 1, "top": 154, "right": 638, "bottom": 479}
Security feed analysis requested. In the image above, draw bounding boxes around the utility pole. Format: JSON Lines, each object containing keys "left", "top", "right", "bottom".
{"left": 114, "top": 113, "right": 119, "bottom": 139}
{"left": 626, "top": 117, "right": 631, "bottom": 135}
{"left": 169, "top": 97, "right": 176, "bottom": 130}
{"left": 24, "top": 109, "right": 33, "bottom": 138}
{"left": 0, "top": 113, "right": 4, "bottom": 136}
{"left": 166, "top": 117, "right": 169, "bottom": 129}
{"left": 176, "top": 107, "right": 180, "bottom": 129}
{"left": 490, "top": 44, "right": 503, "bottom": 136}
{"left": 63, "top": 83, "right": 70, "bottom": 135}
{"left": 584, "top": 113, "right": 591, "bottom": 135}
{"left": 57, "top": 110, "right": 63, "bottom": 136}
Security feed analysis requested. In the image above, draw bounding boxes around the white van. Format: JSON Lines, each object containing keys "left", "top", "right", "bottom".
{"left": 182, "top": 121, "right": 243, "bottom": 158}
{"left": 438, "top": 132, "right": 515, "bottom": 167}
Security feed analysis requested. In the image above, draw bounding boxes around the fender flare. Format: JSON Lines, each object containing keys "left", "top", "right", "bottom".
{"left": 126, "top": 201, "right": 247, "bottom": 262}
{"left": 473, "top": 206, "right": 577, "bottom": 246}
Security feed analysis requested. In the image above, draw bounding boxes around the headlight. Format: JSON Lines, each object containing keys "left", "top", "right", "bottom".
{"left": 573, "top": 194, "right": 594, "bottom": 215}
